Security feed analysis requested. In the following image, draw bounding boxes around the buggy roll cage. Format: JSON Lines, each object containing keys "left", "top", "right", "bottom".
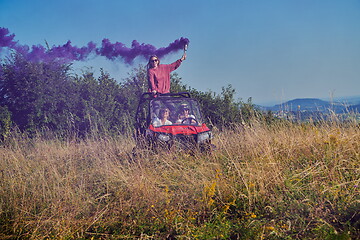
{"left": 135, "top": 92, "right": 192, "bottom": 124}
{"left": 138, "top": 92, "right": 192, "bottom": 104}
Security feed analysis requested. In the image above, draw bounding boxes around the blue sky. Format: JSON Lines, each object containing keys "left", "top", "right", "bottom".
{"left": 1, "top": 0, "right": 359, "bottom": 105}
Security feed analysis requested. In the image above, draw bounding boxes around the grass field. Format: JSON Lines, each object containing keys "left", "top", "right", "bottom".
{"left": 0, "top": 119, "right": 359, "bottom": 239}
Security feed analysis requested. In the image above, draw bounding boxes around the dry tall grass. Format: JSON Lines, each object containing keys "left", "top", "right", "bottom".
{"left": 0, "top": 120, "right": 359, "bottom": 239}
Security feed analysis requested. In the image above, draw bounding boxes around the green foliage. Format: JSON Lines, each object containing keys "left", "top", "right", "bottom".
{"left": 189, "top": 85, "right": 242, "bottom": 128}
{"left": 0, "top": 54, "right": 73, "bottom": 135}
{"left": 0, "top": 54, "right": 267, "bottom": 137}
{"left": 120, "top": 65, "right": 148, "bottom": 117}
{"left": 0, "top": 55, "right": 134, "bottom": 137}
{"left": 176, "top": 83, "right": 265, "bottom": 129}
{"left": 71, "top": 69, "right": 131, "bottom": 135}
{"left": 170, "top": 72, "right": 188, "bottom": 93}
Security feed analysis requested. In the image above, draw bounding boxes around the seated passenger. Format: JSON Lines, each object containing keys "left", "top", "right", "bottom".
{"left": 153, "top": 108, "right": 172, "bottom": 127}
{"left": 176, "top": 106, "right": 196, "bottom": 124}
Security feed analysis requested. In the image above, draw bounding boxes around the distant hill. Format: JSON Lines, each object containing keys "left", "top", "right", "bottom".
{"left": 258, "top": 97, "right": 360, "bottom": 122}
{"left": 259, "top": 98, "right": 360, "bottom": 113}
{"left": 264, "top": 98, "right": 343, "bottom": 112}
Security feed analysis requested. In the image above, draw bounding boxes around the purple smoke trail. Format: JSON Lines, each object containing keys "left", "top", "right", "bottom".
{"left": 97, "top": 37, "right": 189, "bottom": 64}
{"left": 0, "top": 27, "right": 189, "bottom": 64}
{"left": 0, "top": 28, "right": 96, "bottom": 63}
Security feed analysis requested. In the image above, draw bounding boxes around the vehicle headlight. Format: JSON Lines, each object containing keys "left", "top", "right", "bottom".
{"left": 158, "top": 134, "right": 170, "bottom": 142}
{"left": 197, "top": 131, "right": 212, "bottom": 143}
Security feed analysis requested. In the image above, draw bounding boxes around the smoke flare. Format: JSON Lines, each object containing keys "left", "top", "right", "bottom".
{"left": 0, "top": 27, "right": 189, "bottom": 64}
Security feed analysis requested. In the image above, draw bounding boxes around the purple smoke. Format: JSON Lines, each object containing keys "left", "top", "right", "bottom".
{"left": 0, "top": 27, "right": 189, "bottom": 64}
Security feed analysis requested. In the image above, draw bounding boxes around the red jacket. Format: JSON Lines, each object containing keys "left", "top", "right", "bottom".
{"left": 147, "top": 59, "right": 182, "bottom": 93}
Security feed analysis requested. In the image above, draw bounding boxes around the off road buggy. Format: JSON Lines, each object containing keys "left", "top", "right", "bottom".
{"left": 134, "top": 92, "right": 213, "bottom": 154}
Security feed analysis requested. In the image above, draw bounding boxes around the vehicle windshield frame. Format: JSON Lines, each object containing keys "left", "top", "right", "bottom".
{"left": 150, "top": 97, "right": 204, "bottom": 127}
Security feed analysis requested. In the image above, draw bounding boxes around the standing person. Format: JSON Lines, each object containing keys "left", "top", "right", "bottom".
{"left": 147, "top": 53, "right": 186, "bottom": 94}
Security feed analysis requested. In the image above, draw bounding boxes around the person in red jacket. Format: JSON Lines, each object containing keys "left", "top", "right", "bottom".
{"left": 147, "top": 53, "right": 186, "bottom": 94}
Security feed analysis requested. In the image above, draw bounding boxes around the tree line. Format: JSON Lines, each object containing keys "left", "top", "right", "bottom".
{"left": 0, "top": 53, "right": 268, "bottom": 140}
